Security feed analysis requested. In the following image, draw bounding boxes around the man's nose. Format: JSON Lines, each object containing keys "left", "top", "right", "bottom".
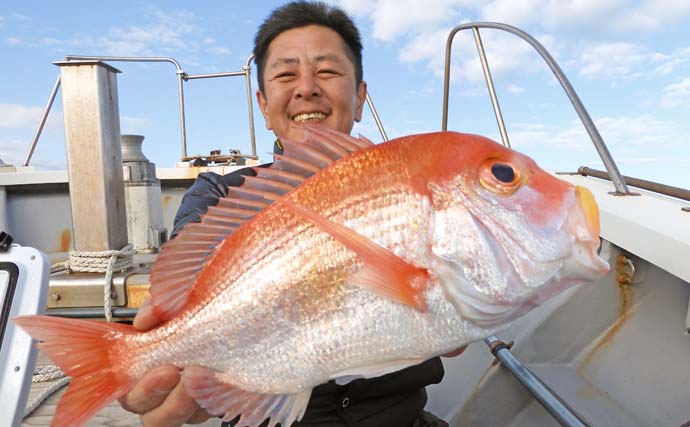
{"left": 294, "top": 74, "right": 321, "bottom": 98}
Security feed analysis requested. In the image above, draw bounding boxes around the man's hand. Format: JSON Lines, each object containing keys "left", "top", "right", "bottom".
{"left": 118, "top": 298, "right": 213, "bottom": 426}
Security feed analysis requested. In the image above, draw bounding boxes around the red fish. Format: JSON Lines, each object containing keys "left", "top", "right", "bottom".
{"left": 15, "top": 127, "right": 608, "bottom": 427}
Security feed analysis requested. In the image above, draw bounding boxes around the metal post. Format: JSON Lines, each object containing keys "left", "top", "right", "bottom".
{"left": 244, "top": 55, "right": 257, "bottom": 157}
{"left": 486, "top": 336, "right": 589, "bottom": 427}
{"left": 23, "top": 75, "right": 61, "bottom": 166}
{"left": 472, "top": 27, "right": 510, "bottom": 147}
{"left": 365, "top": 92, "right": 388, "bottom": 142}
{"left": 177, "top": 70, "right": 188, "bottom": 159}
{"left": 55, "top": 60, "right": 128, "bottom": 251}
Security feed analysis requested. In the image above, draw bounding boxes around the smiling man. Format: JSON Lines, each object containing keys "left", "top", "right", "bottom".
{"left": 256, "top": 24, "right": 367, "bottom": 143}
{"left": 119, "top": 2, "right": 456, "bottom": 426}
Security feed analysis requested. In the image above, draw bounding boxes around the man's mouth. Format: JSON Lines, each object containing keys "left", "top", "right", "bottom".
{"left": 292, "top": 112, "right": 327, "bottom": 123}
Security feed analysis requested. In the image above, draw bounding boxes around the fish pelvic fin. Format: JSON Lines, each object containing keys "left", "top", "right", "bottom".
{"left": 149, "top": 128, "right": 373, "bottom": 322}
{"left": 182, "top": 366, "right": 312, "bottom": 427}
{"left": 13, "top": 315, "right": 135, "bottom": 427}
{"left": 281, "top": 199, "right": 430, "bottom": 311}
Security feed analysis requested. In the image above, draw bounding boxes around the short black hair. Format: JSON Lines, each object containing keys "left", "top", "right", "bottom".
{"left": 253, "top": 1, "right": 363, "bottom": 93}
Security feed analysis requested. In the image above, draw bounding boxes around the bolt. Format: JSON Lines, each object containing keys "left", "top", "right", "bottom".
{"left": 52, "top": 293, "right": 61, "bottom": 301}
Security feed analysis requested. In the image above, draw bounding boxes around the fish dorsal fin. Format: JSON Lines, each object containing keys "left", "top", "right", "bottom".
{"left": 148, "top": 128, "right": 374, "bottom": 321}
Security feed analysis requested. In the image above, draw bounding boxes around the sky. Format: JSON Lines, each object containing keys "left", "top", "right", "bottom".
{"left": 1, "top": 0, "right": 689, "bottom": 189}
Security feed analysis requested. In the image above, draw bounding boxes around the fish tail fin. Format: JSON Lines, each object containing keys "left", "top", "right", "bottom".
{"left": 14, "top": 315, "right": 136, "bottom": 427}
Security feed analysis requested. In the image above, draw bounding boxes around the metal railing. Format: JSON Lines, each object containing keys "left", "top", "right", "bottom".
{"left": 441, "top": 22, "right": 633, "bottom": 195}
{"left": 23, "top": 55, "right": 389, "bottom": 166}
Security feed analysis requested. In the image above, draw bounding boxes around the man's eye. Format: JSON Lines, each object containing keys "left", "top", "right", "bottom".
{"left": 274, "top": 72, "right": 295, "bottom": 79}
{"left": 318, "top": 69, "right": 338, "bottom": 75}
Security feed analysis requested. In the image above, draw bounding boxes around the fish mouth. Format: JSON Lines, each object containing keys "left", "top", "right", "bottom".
{"left": 292, "top": 112, "right": 328, "bottom": 123}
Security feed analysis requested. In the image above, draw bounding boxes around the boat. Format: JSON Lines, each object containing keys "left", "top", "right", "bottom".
{"left": 1, "top": 22, "right": 688, "bottom": 427}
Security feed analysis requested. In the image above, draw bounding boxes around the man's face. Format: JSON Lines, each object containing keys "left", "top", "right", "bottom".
{"left": 257, "top": 25, "right": 367, "bottom": 142}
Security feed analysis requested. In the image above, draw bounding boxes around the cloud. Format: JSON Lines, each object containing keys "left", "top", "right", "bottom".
{"left": 6, "top": 7, "right": 231, "bottom": 62}
{"left": 121, "top": 116, "right": 152, "bottom": 132}
{"left": 0, "top": 138, "right": 27, "bottom": 166}
{"left": 660, "top": 78, "right": 690, "bottom": 108}
{"left": 510, "top": 114, "right": 682, "bottom": 152}
{"left": 611, "top": 1, "right": 690, "bottom": 31}
{"left": 368, "top": 0, "right": 466, "bottom": 42}
{"left": 576, "top": 42, "right": 652, "bottom": 80}
{"left": 206, "top": 46, "right": 231, "bottom": 55}
{"left": 479, "top": 0, "right": 622, "bottom": 29}
{"left": 0, "top": 104, "right": 45, "bottom": 129}
{"left": 342, "top": 0, "right": 690, "bottom": 89}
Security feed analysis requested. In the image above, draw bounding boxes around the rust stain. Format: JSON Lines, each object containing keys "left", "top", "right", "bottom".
{"left": 580, "top": 255, "right": 635, "bottom": 370}
{"left": 162, "top": 195, "right": 172, "bottom": 211}
{"left": 58, "top": 228, "right": 72, "bottom": 252}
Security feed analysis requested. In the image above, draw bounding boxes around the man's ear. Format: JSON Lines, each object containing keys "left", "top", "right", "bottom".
{"left": 354, "top": 81, "right": 367, "bottom": 123}
{"left": 256, "top": 89, "right": 272, "bottom": 130}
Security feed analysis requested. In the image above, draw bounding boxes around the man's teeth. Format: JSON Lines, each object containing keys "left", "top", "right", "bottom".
{"left": 293, "top": 112, "right": 327, "bottom": 123}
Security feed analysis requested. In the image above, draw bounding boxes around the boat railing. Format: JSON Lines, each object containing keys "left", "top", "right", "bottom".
{"left": 22, "top": 55, "right": 389, "bottom": 167}
{"left": 441, "top": 22, "right": 633, "bottom": 196}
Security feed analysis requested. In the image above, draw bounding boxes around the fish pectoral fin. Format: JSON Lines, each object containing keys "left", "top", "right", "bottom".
{"left": 282, "top": 199, "right": 430, "bottom": 311}
{"left": 182, "top": 366, "right": 311, "bottom": 427}
{"left": 332, "top": 357, "right": 428, "bottom": 384}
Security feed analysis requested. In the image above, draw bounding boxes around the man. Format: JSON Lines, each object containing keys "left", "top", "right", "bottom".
{"left": 120, "top": 2, "right": 462, "bottom": 426}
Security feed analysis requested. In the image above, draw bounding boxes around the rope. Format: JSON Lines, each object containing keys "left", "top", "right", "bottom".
{"left": 31, "top": 365, "right": 64, "bottom": 383}
{"left": 24, "top": 366, "right": 71, "bottom": 418}
{"left": 51, "top": 244, "right": 134, "bottom": 322}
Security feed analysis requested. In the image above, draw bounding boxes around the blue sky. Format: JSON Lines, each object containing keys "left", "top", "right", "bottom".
{"left": 2, "top": 0, "right": 689, "bottom": 189}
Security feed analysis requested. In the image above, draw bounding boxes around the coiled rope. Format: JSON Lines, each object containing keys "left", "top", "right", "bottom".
{"left": 24, "top": 365, "right": 70, "bottom": 418}
{"left": 51, "top": 244, "right": 134, "bottom": 322}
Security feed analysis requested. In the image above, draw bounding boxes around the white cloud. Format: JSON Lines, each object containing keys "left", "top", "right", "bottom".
{"left": 0, "top": 103, "right": 63, "bottom": 132}
{"left": 336, "top": 0, "right": 377, "bottom": 16}
{"left": 661, "top": 78, "right": 690, "bottom": 108}
{"left": 6, "top": 7, "right": 230, "bottom": 63}
{"left": 506, "top": 84, "right": 525, "bottom": 94}
{"left": 121, "top": 116, "right": 152, "bottom": 132}
{"left": 511, "top": 114, "right": 682, "bottom": 151}
{"left": 368, "top": 0, "right": 465, "bottom": 42}
{"left": 0, "top": 139, "right": 26, "bottom": 166}
{"left": 576, "top": 42, "right": 652, "bottom": 80}
{"left": 481, "top": 0, "right": 625, "bottom": 29}
{"left": 612, "top": 0, "right": 690, "bottom": 31}
{"left": 0, "top": 104, "right": 44, "bottom": 129}
{"left": 206, "top": 46, "right": 231, "bottom": 55}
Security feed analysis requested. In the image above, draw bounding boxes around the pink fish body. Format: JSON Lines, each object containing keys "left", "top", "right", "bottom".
{"left": 16, "top": 128, "right": 609, "bottom": 427}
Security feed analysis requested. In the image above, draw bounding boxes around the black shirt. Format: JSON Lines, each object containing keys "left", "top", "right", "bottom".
{"left": 172, "top": 169, "right": 445, "bottom": 427}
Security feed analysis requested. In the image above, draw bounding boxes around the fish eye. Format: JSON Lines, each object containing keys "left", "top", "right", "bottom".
{"left": 491, "top": 163, "right": 516, "bottom": 183}
{"left": 479, "top": 159, "right": 522, "bottom": 195}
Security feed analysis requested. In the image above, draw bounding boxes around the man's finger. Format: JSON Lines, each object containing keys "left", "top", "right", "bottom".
{"left": 187, "top": 407, "right": 214, "bottom": 424}
{"left": 140, "top": 378, "right": 202, "bottom": 427}
{"left": 119, "top": 366, "right": 181, "bottom": 414}
{"left": 133, "top": 296, "right": 160, "bottom": 331}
